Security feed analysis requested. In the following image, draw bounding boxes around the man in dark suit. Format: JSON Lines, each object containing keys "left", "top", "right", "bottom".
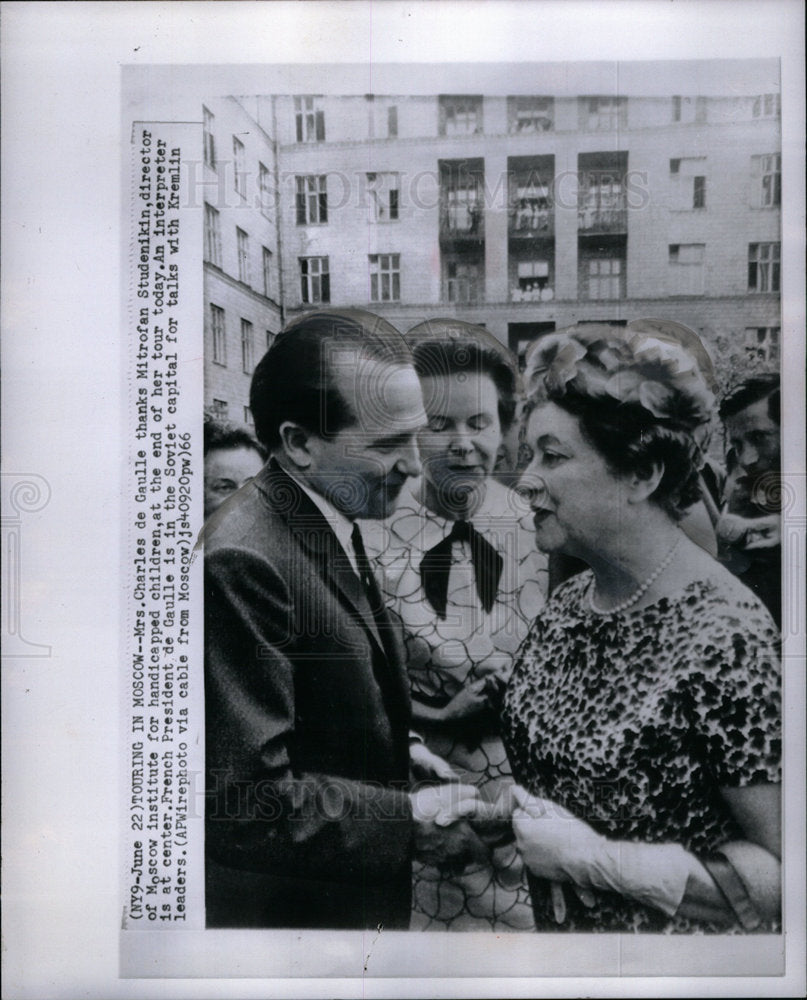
{"left": 204, "top": 309, "right": 488, "bottom": 929}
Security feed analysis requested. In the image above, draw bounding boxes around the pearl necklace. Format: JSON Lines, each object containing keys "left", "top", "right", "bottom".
{"left": 589, "top": 533, "right": 682, "bottom": 615}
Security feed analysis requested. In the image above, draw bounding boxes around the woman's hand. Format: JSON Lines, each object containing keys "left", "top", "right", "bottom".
{"left": 511, "top": 787, "right": 700, "bottom": 918}
{"left": 512, "top": 787, "right": 604, "bottom": 883}
{"left": 409, "top": 741, "right": 461, "bottom": 782}
{"left": 440, "top": 678, "right": 494, "bottom": 722}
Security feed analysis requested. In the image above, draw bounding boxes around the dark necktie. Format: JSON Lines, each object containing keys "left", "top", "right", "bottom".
{"left": 351, "top": 522, "right": 387, "bottom": 619}
{"left": 420, "top": 520, "right": 503, "bottom": 620}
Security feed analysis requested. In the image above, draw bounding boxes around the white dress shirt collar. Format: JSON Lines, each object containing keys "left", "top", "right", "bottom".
{"left": 285, "top": 469, "right": 359, "bottom": 575}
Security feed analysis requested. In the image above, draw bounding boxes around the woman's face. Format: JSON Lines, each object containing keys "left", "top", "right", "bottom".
{"left": 520, "top": 402, "right": 628, "bottom": 558}
{"left": 418, "top": 371, "right": 502, "bottom": 505}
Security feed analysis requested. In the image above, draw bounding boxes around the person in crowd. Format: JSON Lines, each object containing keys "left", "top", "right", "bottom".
{"left": 203, "top": 414, "right": 267, "bottom": 519}
{"left": 204, "top": 309, "right": 491, "bottom": 930}
{"left": 716, "top": 374, "right": 782, "bottom": 626}
{"left": 502, "top": 324, "right": 781, "bottom": 933}
{"left": 363, "top": 319, "right": 548, "bottom": 931}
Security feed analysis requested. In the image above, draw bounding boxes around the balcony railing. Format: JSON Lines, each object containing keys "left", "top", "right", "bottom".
{"left": 509, "top": 205, "right": 554, "bottom": 237}
{"left": 445, "top": 276, "right": 483, "bottom": 304}
{"left": 511, "top": 284, "right": 554, "bottom": 303}
{"left": 439, "top": 202, "right": 484, "bottom": 240}
{"left": 577, "top": 206, "right": 627, "bottom": 234}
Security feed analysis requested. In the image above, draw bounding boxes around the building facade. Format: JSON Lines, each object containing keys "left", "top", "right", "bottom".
{"left": 203, "top": 64, "right": 781, "bottom": 424}
{"left": 201, "top": 96, "right": 283, "bottom": 428}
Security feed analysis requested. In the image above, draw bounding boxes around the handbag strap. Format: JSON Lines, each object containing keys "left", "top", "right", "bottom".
{"left": 702, "top": 853, "right": 763, "bottom": 931}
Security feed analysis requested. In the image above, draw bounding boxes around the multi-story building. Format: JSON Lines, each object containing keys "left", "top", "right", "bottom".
{"left": 204, "top": 63, "right": 781, "bottom": 423}
{"left": 201, "top": 96, "right": 283, "bottom": 428}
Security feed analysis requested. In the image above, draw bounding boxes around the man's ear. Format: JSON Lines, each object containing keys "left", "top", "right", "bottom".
{"left": 626, "top": 460, "right": 665, "bottom": 504}
{"left": 278, "top": 421, "right": 314, "bottom": 469}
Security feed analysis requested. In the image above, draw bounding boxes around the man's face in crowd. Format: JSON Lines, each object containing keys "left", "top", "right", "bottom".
{"left": 725, "top": 396, "right": 781, "bottom": 482}
{"left": 305, "top": 360, "right": 427, "bottom": 520}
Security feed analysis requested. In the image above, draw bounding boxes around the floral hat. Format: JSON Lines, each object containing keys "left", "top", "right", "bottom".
{"left": 524, "top": 321, "right": 715, "bottom": 433}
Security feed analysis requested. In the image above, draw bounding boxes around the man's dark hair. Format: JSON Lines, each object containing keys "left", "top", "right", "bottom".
{"left": 719, "top": 373, "right": 780, "bottom": 426}
{"left": 250, "top": 309, "right": 412, "bottom": 452}
{"left": 203, "top": 413, "right": 267, "bottom": 460}
{"left": 406, "top": 319, "right": 520, "bottom": 431}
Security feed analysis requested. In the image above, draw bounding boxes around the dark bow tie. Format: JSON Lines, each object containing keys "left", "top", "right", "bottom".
{"left": 420, "top": 520, "right": 503, "bottom": 620}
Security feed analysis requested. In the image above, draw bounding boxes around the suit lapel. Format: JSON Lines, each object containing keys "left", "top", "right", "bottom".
{"left": 257, "top": 461, "right": 386, "bottom": 656}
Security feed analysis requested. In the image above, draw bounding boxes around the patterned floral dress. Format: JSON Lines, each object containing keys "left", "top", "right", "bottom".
{"left": 502, "top": 569, "right": 781, "bottom": 933}
{"left": 363, "top": 479, "right": 548, "bottom": 930}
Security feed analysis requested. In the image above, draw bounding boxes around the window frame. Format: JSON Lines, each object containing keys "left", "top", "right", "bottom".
{"left": 747, "top": 242, "right": 781, "bottom": 293}
{"left": 294, "top": 96, "right": 326, "bottom": 142}
{"left": 368, "top": 253, "right": 401, "bottom": 303}
{"left": 262, "top": 246, "right": 274, "bottom": 299}
{"left": 299, "top": 256, "right": 330, "bottom": 304}
{"left": 203, "top": 202, "right": 222, "bottom": 267}
{"left": 203, "top": 106, "right": 216, "bottom": 169}
{"left": 295, "top": 175, "right": 328, "bottom": 225}
{"left": 232, "top": 135, "right": 247, "bottom": 198}
{"left": 236, "top": 227, "right": 251, "bottom": 286}
{"left": 210, "top": 304, "right": 226, "bottom": 365}
{"left": 258, "top": 162, "right": 272, "bottom": 218}
{"left": 240, "top": 317, "right": 254, "bottom": 374}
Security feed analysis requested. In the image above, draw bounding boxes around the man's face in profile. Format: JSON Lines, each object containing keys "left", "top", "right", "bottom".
{"left": 306, "top": 360, "right": 427, "bottom": 519}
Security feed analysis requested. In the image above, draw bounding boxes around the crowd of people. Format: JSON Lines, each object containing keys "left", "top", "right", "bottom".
{"left": 203, "top": 308, "right": 782, "bottom": 934}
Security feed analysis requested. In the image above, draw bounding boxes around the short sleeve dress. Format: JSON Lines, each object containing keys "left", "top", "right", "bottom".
{"left": 501, "top": 569, "right": 781, "bottom": 933}
{"left": 363, "top": 479, "right": 548, "bottom": 931}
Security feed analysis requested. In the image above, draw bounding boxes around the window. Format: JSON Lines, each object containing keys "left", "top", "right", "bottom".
{"left": 745, "top": 326, "right": 780, "bottom": 364}
{"left": 669, "top": 157, "right": 707, "bottom": 211}
{"left": 296, "top": 175, "right": 328, "bottom": 224}
{"left": 753, "top": 94, "right": 780, "bottom": 119}
{"left": 243, "top": 405, "right": 254, "bottom": 426}
{"left": 367, "top": 173, "right": 400, "bottom": 222}
{"left": 443, "top": 178, "right": 482, "bottom": 234}
{"left": 203, "top": 106, "right": 216, "bottom": 169}
{"left": 578, "top": 172, "right": 626, "bottom": 231}
{"left": 203, "top": 203, "right": 222, "bottom": 266}
{"left": 262, "top": 247, "right": 274, "bottom": 299}
{"left": 387, "top": 105, "right": 398, "bottom": 137}
{"left": 748, "top": 243, "right": 780, "bottom": 293}
{"left": 512, "top": 260, "right": 553, "bottom": 303}
{"left": 669, "top": 244, "right": 705, "bottom": 295}
{"left": 241, "top": 318, "right": 254, "bottom": 374}
{"left": 439, "top": 95, "right": 483, "bottom": 136}
{"left": 752, "top": 154, "right": 781, "bottom": 208}
{"left": 445, "top": 258, "right": 483, "bottom": 304}
{"left": 584, "top": 256, "right": 623, "bottom": 300}
{"left": 369, "top": 254, "right": 400, "bottom": 302}
{"left": 582, "top": 96, "right": 626, "bottom": 131}
{"left": 513, "top": 182, "right": 551, "bottom": 232}
{"left": 258, "top": 162, "right": 272, "bottom": 217}
{"left": 266, "top": 329, "right": 275, "bottom": 351}
{"left": 294, "top": 96, "right": 325, "bottom": 142}
{"left": 508, "top": 97, "right": 554, "bottom": 134}
{"left": 300, "top": 256, "right": 330, "bottom": 304}
{"left": 212, "top": 399, "right": 228, "bottom": 419}
{"left": 233, "top": 136, "right": 246, "bottom": 198}
{"left": 210, "top": 304, "right": 226, "bottom": 364}
{"left": 672, "top": 95, "right": 707, "bottom": 123}
{"left": 236, "top": 227, "right": 250, "bottom": 285}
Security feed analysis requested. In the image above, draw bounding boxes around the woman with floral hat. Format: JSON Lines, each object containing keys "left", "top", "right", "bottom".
{"left": 503, "top": 323, "right": 781, "bottom": 933}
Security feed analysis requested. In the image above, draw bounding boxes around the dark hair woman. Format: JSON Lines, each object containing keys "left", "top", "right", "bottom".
{"left": 362, "top": 319, "right": 548, "bottom": 931}
{"left": 502, "top": 324, "right": 781, "bottom": 933}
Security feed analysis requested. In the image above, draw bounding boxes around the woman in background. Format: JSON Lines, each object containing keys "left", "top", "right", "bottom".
{"left": 503, "top": 324, "right": 781, "bottom": 932}
{"left": 364, "top": 319, "right": 547, "bottom": 931}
